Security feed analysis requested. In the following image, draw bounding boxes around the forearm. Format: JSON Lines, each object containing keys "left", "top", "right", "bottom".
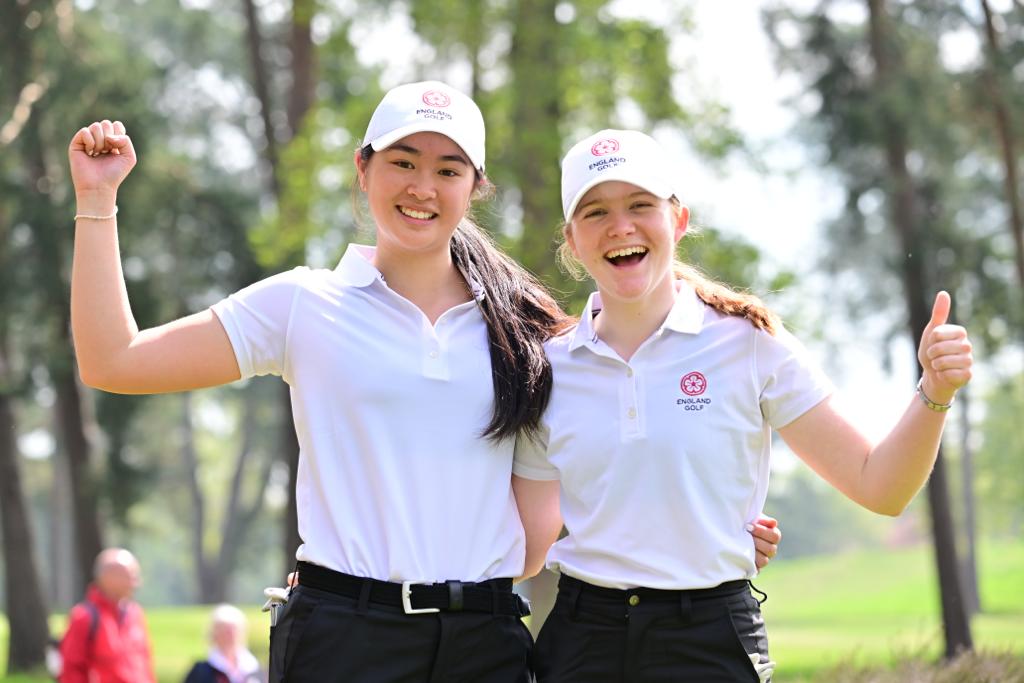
{"left": 857, "top": 392, "right": 948, "bottom": 515}
{"left": 70, "top": 189, "right": 140, "bottom": 388}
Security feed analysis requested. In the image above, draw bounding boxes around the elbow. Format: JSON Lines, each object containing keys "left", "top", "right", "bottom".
{"left": 863, "top": 496, "right": 910, "bottom": 517}
{"left": 77, "top": 363, "right": 106, "bottom": 390}
{"left": 77, "top": 362, "right": 124, "bottom": 394}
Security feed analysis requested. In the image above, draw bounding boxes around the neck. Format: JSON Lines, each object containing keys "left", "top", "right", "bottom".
{"left": 593, "top": 278, "right": 677, "bottom": 362}
{"left": 372, "top": 243, "right": 471, "bottom": 323}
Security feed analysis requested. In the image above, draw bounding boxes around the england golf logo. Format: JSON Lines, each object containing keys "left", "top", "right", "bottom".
{"left": 591, "top": 138, "right": 620, "bottom": 156}
{"left": 680, "top": 372, "right": 707, "bottom": 396}
{"left": 422, "top": 90, "right": 451, "bottom": 107}
{"left": 677, "top": 371, "right": 711, "bottom": 411}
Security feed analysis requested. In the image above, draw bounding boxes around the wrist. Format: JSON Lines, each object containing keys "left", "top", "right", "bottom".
{"left": 916, "top": 377, "right": 955, "bottom": 412}
{"left": 75, "top": 189, "right": 117, "bottom": 216}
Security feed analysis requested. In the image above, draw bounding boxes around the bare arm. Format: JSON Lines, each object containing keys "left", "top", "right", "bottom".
{"left": 69, "top": 120, "right": 240, "bottom": 393}
{"left": 778, "top": 292, "right": 972, "bottom": 516}
{"left": 511, "top": 475, "right": 562, "bottom": 582}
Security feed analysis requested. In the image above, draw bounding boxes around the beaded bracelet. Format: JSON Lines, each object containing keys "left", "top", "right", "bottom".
{"left": 916, "top": 377, "right": 954, "bottom": 413}
{"left": 75, "top": 206, "right": 118, "bottom": 221}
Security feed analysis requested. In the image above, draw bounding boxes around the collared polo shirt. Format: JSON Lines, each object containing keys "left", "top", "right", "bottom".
{"left": 212, "top": 244, "right": 525, "bottom": 583}
{"left": 514, "top": 282, "right": 833, "bottom": 590}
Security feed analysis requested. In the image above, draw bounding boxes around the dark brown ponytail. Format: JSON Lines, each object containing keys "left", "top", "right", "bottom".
{"left": 359, "top": 145, "right": 573, "bottom": 441}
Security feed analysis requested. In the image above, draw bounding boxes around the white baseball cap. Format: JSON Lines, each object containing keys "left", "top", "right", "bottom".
{"left": 361, "top": 80, "right": 486, "bottom": 174}
{"left": 560, "top": 129, "right": 682, "bottom": 220}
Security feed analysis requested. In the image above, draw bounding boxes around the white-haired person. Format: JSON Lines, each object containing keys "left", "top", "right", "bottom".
{"left": 184, "top": 604, "right": 264, "bottom": 683}
{"left": 512, "top": 129, "right": 973, "bottom": 682}
{"left": 68, "top": 81, "right": 781, "bottom": 682}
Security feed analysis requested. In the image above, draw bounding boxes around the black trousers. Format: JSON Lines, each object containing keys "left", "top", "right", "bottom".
{"left": 269, "top": 584, "right": 534, "bottom": 683}
{"left": 534, "top": 575, "right": 773, "bottom": 683}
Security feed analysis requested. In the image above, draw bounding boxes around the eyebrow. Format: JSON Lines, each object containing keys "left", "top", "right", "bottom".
{"left": 386, "top": 143, "right": 469, "bottom": 166}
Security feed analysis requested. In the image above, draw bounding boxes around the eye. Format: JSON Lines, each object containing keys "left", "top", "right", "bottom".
{"left": 631, "top": 201, "right": 654, "bottom": 210}
{"left": 391, "top": 159, "right": 414, "bottom": 169}
{"left": 582, "top": 208, "right": 606, "bottom": 219}
{"left": 438, "top": 168, "right": 462, "bottom": 178}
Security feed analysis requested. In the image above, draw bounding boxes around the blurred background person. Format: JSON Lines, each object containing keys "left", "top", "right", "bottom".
{"left": 184, "top": 604, "right": 265, "bottom": 683}
{"left": 58, "top": 547, "right": 155, "bottom": 683}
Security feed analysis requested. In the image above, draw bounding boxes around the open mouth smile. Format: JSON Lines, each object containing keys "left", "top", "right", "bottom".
{"left": 398, "top": 206, "right": 438, "bottom": 221}
{"left": 604, "top": 246, "right": 649, "bottom": 266}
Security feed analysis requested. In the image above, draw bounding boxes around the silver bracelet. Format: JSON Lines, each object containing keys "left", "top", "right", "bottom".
{"left": 75, "top": 206, "right": 118, "bottom": 221}
{"left": 916, "top": 377, "right": 953, "bottom": 413}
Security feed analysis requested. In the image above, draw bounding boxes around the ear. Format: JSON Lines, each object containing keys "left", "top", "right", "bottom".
{"left": 354, "top": 149, "right": 368, "bottom": 191}
{"left": 564, "top": 222, "right": 581, "bottom": 259}
{"left": 673, "top": 204, "right": 690, "bottom": 243}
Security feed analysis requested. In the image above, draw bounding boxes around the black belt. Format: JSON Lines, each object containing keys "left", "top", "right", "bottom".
{"left": 295, "top": 561, "right": 530, "bottom": 617}
{"left": 560, "top": 574, "right": 749, "bottom": 601}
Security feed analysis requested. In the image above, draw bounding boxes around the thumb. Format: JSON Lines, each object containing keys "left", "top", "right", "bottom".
{"left": 926, "top": 291, "right": 950, "bottom": 331}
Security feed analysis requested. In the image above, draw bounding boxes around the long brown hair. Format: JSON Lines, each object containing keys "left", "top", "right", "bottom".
{"left": 358, "top": 145, "right": 573, "bottom": 441}
{"left": 557, "top": 198, "right": 779, "bottom": 335}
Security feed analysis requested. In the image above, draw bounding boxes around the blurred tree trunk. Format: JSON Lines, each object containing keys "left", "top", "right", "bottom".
{"left": 866, "top": 0, "right": 973, "bottom": 657}
{"left": 0, "top": 204, "right": 50, "bottom": 673}
{"left": 508, "top": 0, "right": 563, "bottom": 283}
{"left": 241, "top": 0, "right": 317, "bottom": 575}
{"left": 978, "top": 0, "right": 1024, "bottom": 294}
{"left": 958, "top": 389, "right": 980, "bottom": 615}
{"left": 181, "top": 392, "right": 216, "bottom": 601}
{"left": 0, "top": 380, "right": 51, "bottom": 673}
{"left": 215, "top": 393, "right": 275, "bottom": 599}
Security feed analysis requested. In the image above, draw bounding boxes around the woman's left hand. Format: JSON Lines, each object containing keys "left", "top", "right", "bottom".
{"left": 748, "top": 515, "right": 781, "bottom": 570}
{"left": 917, "top": 291, "right": 973, "bottom": 405}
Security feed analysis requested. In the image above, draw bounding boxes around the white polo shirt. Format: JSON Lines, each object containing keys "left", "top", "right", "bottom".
{"left": 212, "top": 244, "right": 525, "bottom": 583}
{"left": 514, "top": 283, "right": 833, "bottom": 590}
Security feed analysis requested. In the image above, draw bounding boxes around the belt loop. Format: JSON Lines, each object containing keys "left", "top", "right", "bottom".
{"left": 356, "top": 578, "right": 372, "bottom": 615}
{"left": 678, "top": 593, "right": 692, "bottom": 623}
{"left": 447, "top": 580, "right": 464, "bottom": 612}
{"left": 567, "top": 578, "right": 583, "bottom": 619}
{"left": 490, "top": 582, "right": 499, "bottom": 615}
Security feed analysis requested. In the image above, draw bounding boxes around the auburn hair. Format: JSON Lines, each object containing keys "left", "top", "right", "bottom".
{"left": 557, "top": 198, "right": 779, "bottom": 335}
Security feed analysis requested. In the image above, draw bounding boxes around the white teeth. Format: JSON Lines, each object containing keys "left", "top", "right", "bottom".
{"left": 605, "top": 246, "right": 648, "bottom": 259}
{"left": 400, "top": 207, "right": 435, "bottom": 220}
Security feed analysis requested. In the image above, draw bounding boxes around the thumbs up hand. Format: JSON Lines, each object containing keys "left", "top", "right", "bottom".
{"left": 917, "top": 291, "right": 973, "bottom": 405}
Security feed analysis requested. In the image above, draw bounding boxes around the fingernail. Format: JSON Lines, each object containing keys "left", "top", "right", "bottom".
{"left": 745, "top": 523, "right": 754, "bottom": 532}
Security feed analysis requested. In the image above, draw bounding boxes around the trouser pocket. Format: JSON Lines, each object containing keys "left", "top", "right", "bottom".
{"left": 725, "top": 591, "right": 775, "bottom": 683}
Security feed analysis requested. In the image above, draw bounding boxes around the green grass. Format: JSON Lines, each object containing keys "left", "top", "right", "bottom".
{"left": 2, "top": 540, "right": 1022, "bottom": 682}
{"left": 755, "top": 539, "right": 1024, "bottom": 681}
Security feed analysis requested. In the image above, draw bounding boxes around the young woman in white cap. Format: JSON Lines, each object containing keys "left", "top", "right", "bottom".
{"left": 69, "top": 80, "right": 566, "bottom": 682}
{"left": 513, "top": 129, "right": 974, "bottom": 682}
{"left": 68, "top": 85, "right": 781, "bottom": 681}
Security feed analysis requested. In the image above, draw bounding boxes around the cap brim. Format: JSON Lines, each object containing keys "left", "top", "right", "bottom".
{"left": 564, "top": 169, "right": 675, "bottom": 221}
{"left": 367, "top": 122, "right": 485, "bottom": 174}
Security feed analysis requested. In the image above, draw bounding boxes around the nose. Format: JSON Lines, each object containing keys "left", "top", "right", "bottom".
{"left": 606, "top": 210, "right": 636, "bottom": 237}
{"left": 406, "top": 170, "right": 437, "bottom": 201}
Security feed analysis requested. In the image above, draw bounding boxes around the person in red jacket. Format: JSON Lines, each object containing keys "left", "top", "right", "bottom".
{"left": 59, "top": 547, "right": 156, "bottom": 683}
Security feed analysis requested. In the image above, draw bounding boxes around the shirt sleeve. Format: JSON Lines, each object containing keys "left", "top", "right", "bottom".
{"left": 755, "top": 325, "right": 834, "bottom": 429}
{"left": 58, "top": 605, "right": 92, "bottom": 683}
{"left": 512, "top": 424, "right": 560, "bottom": 481}
{"left": 210, "top": 267, "right": 309, "bottom": 379}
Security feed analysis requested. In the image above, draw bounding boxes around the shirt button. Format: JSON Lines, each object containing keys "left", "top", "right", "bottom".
{"left": 626, "top": 368, "right": 634, "bottom": 377}
{"left": 628, "top": 594, "right": 640, "bottom": 606}
{"left": 429, "top": 350, "right": 439, "bottom": 359}
{"left": 627, "top": 407, "right": 636, "bottom": 419}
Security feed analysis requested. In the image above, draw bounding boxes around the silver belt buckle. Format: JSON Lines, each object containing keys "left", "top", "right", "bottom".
{"left": 401, "top": 581, "right": 440, "bottom": 614}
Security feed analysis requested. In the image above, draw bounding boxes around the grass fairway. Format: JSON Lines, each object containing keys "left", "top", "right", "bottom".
{"left": 1, "top": 540, "right": 1021, "bottom": 682}
{"left": 755, "top": 539, "right": 1024, "bottom": 681}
